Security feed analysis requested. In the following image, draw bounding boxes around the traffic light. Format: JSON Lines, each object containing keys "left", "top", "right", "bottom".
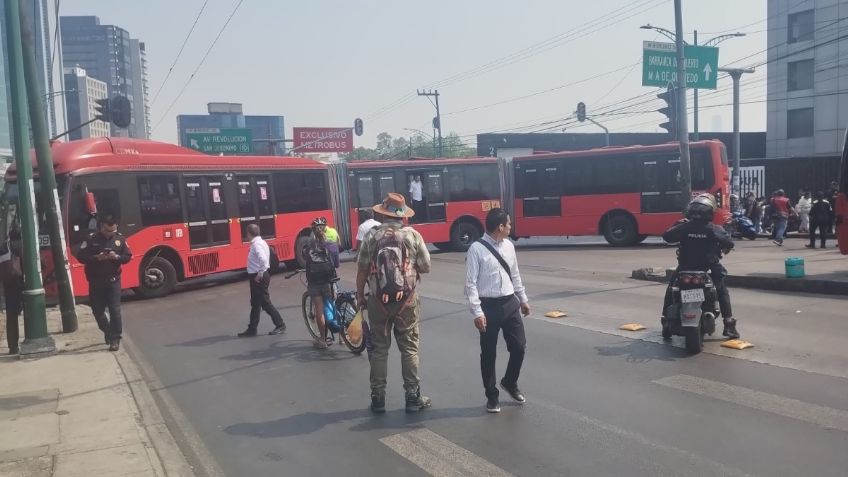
{"left": 576, "top": 102, "right": 586, "bottom": 122}
{"left": 94, "top": 98, "right": 110, "bottom": 123}
{"left": 657, "top": 83, "right": 678, "bottom": 137}
{"left": 354, "top": 117, "right": 363, "bottom": 136}
{"left": 432, "top": 116, "right": 440, "bottom": 130}
{"left": 109, "top": 95, "right": 132, "bottom": 129}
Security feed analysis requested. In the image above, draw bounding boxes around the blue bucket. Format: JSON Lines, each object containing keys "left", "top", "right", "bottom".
{"left": 785, "top": 257, "right": 805, "bottom": 278}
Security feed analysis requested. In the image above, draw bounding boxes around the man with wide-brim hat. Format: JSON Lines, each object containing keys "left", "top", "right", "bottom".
{"left": 356, "top": 192, "right": 431, "bottom": 414}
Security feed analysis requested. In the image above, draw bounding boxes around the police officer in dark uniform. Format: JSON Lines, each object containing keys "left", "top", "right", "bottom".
{"left": 74, "top": 216, "right": 132, "bottom": 351}
{"left": 660, "top": 194, "right": 739, "bottom": 340}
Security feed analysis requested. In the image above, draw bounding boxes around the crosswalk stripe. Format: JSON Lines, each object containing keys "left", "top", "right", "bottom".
{"left": 380, "top": 428, "right": 513, "bottom": 477}
{"left": 654, "top": 374, "right": 848, "bottom": 433}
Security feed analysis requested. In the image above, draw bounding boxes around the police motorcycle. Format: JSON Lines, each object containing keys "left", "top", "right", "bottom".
{"left": 663, "top": 266, "right": 722, "bottom": 354}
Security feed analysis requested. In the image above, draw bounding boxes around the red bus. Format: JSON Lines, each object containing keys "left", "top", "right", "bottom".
{"left": 3, "top": 137, "right": 333, "bottom": 298}
{"left": 332, "top": 157, "right": 501, "bottom": 251}
{"left": 509, "top": 140, "right": 730, "bottom": 245}
{"left": 836, "top": 127, "right": 848, "bottom": 255}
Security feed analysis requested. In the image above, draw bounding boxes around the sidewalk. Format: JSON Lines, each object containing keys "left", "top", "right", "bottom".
{"left": 0, "top": 306, "right": 194, "bottom": 477}
{"left": 631, "top": 239, "right": 848, "bottom": 295}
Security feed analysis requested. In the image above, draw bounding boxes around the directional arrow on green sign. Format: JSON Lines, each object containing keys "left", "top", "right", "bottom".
{"left": 642, "top": 41, "right": 719, "bottom": 90}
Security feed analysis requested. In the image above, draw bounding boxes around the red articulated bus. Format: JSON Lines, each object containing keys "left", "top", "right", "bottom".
{"left": 3, "top": 137, "right": 334, "bottom": 298}
{"left": 836, "top": 127, "right": 848, "bottom": 255}
{"left": 508, "top": 140, "right": 730, "bottom": 245}
{"left": 333, "top": 157, "right": 502, "bottom": 251}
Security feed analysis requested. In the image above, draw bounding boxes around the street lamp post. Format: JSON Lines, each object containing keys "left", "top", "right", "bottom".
{"left": 719, "top": 67, "right": 755, "bottom": 197}
{"left": 641, "top": 25, "right": 746, "bottom": 140}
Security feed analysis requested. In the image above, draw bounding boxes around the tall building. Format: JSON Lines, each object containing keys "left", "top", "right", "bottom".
{"left": 60, "top": 15, "right": 148, "bottom": 138}
{"left": 63, "top": 66, "right": 108, "bottom": 140}
{"left": 766, "top": 0, "right": 848, "bottom": 158}
{"left": 129, "top": 40, "right": 149, "bottom": 139}
{"left": 177, "top": 103, "right": 286, "bottom": 156}
{"left": 1, "top": 1, "right": 65, "bottom": 160}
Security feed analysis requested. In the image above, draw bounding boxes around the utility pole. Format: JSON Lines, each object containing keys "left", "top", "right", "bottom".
{"left": 21, "top": 4, "right": 77, "bottom": 333}
{"left": 4, "top": 0, "right": 55, "bottom": 355}
{"left": 719, "top": 67, "right": 755, "bottom": 198}
{"left": 416, "top": 89, "right": 442, "bottom": 157}
{"left": 674, "top": 0, "right": 692, "bottom": 204}
{"left": 693, "top": 30, "right": 699, "bottom": 141}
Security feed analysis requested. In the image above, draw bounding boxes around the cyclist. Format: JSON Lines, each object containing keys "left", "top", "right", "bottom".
{"left": 303, "top": 217, "right": 338, "bottom": 349}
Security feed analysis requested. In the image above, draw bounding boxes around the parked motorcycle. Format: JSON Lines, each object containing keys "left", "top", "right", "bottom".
{"left": 725, "top": 210, "right": 757, "bottom": 240}
{"left": 662, "top": 270, "right": 720, "bottom": 353}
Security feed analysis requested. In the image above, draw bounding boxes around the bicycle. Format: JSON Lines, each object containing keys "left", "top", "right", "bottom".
{"left": 284, "top": 269, "right": 369, "bottom": 354}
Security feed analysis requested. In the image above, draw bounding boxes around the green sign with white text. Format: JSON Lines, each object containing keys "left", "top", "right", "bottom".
{"left": 185, "top": 128, "right": 253, "bottom": 155}
{"left": 642, "top": 41, "right": 719, "bottom": 89}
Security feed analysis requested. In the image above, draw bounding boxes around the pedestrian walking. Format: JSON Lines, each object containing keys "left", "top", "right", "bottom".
{"left": 465, "top": 208, "right": 531, "bottom": 413}
{"left": 770, "top": 190, "right": 795, "bottom": 246}
{"left": 797, "top": 191, "right": 812, "bottom": 233}
{"left": 0, "top": 225, "right": 23, "bottom": 355}
{"left": 806, "top": 191, "right": 834, "bottom": 249}
{"left": 303, "top": 217, "right": 338, "bottom": 349}
{"left": 409, "top": 175, "right": 424, "bottom": 223}
{"left": 354, "top": 209, "right": 381, "bottom": 251}
{"left": 356, "top": 192, "right": 431, "bottom": 414}
{"left": 74, "top": 216, "right": 132, "bottom": 351}
{"left": 237, "top": 224, "right": 286, "bottom": 337}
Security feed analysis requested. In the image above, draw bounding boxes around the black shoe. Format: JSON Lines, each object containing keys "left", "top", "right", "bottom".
{"left": 486, "top": 397, "right": 501, "bottom": 413}
{"left": 104, "top": 334, "right": 110, "bottom": 345}
{"left": 237, "top": 329, "right": 257, "bottom": 337}
{"left": 269, "top": 325, "right": 286, "bottom": 335}
{"left": 722, "top": 318, "right": 740, "bottom": 340}
{"left": 370, "top": 393, "right": 386, "bottom": 414}
{"left": 405, "top": 391, "right": 432, "bottom": 413}
{"left": 108, "top": 340, "right": 120, "bottom": 352}
{"left": 661, "top": 316, "right": 673, "bottom": 341}
{"left": 8, "top": 346, "right": 19, "bottom": 355}
{"left": 500, "top": 380, "right": 526, "bottom": 404}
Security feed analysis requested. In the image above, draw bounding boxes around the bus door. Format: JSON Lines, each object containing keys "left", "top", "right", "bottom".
{"left": 184, "top": 176, "right": 230, "bottom": 249}
{"left": 354, "top": 171, "right": 397, "bottom": 212}
{"left": 237, "top": 175, "right": 275, "bottom": 242}
{"left": 640, "top": 155, "right": 684, "bottom": 214}
{"left": 406, "top": 170, "right": 446, "bottom": 223}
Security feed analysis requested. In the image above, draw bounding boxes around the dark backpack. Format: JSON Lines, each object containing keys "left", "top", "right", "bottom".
{"left": 304, "top": 241, "right": 335, "bottom": 284}
{"left": 370, "top": 227, "right": 415, "bottom": 304}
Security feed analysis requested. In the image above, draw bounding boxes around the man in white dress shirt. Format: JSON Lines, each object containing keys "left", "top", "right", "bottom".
{"left": 238, "top": 224, "right": 286, "bottom": 337}
{"left": 465, "top": 208, "right": 530, "bottom": 413}
{"left": 409, "top": 175, "right": 424, "bottom": 222}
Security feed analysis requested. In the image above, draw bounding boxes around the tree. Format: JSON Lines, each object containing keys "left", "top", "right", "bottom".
{"left": 339, "top": 131, "right": 477, "bottom": 161}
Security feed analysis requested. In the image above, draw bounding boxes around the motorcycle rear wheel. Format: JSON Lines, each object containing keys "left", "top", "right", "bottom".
{"left": 684, "top": 324, "right": 704, "bottom": 354}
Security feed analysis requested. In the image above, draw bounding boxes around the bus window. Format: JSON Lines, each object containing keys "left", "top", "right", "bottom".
{"left": 273, "top": 171, "right": 329, "bottom": 213}
{"left": 563, "top": 161, "right": 592, "bottom": 195}
{"left": 592, "top": 157, "right": 638, "bottom": 193}
{"left": 207, "top": 179, "right": 229, "bottom": 245}
{"left": 69, "top": 187, "right": 120, "bottom": 246}
{"left": 689, "top": 149, "right": 715, "bottom": 190}
{"left": 184, "top": 181, "right": 206, "bottom": 248}
{"left": 355, "top": 175, "right": 375, "bottom": 209}
{"left": 449, "top": 165, "right": 499, "bottom": 201}
{"left": 522, "top": 165, "right": 561, "bottom": 217}
{"left": 378, "top": 174, "right": 395, "bottom": 199}
{"left": 137, "top": 175, "right": 182, "bottom": 226}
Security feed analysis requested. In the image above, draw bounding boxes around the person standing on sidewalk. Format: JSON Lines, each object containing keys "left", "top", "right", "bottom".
{"left": 770, "top": 190, "right": 795, "bottom": 246}
{"left": 797, "top": 190, "right": 812, "bottom": 233}
{"left": 74, "top": 216, "right": 132, "bottom": 351}
{"left": 356, "top": 193, "right": 432, "bottom": 414}
{"left": 806, "top": 191, "right": 834, "bottom": 249}
{"left": 238, "top": 224, "right": 286, "bottom": 337}
{"left": 465, "top": 208, "right": 531, "bottom": 413}
{"left": 1, "top": 225, "right": 23, "bottom": 355}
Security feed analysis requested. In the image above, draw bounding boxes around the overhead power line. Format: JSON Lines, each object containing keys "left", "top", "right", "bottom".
{"left": 151, "top": 0, "right": 211, "bottom": 106}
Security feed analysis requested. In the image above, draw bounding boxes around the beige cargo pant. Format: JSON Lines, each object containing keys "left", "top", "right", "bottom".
{"left": 367, "top": 294, "right": 421, "bottom": 395}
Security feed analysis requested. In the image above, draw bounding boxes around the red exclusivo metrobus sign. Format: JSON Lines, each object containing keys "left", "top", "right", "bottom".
{"left": 292, "top": 127, "right": 353, "bottom": 153}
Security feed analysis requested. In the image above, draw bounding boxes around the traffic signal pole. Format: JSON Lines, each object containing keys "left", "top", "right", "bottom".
{"left": 3, "top": 0, "right": 55, "bottom": 354}
{"left": 20, "top": 4, "right": 77, "bottom": 333}
{"left": 674, "top": 0, "right": 692, "bottom": 204}
{"left": 719, "top": 67, "right": 755, "bottom": 198}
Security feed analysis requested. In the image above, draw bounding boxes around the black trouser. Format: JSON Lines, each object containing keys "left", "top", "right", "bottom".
{"left": 809, "top": 222, "right": 830, "bottom": 248}
{"left": 248, "top": 271, "right": 283, "bottom": 331}
{"left": 89, "top": 278, "right": 123, "bottom": 342}
{"left": 662, "top": 264, "right": 732, "bottom": 319}
{"left": 480, "top": 295, "right": 526, "bottom": 400}
{"left": 3, "top": 278, "right": 23, "bottom": 350}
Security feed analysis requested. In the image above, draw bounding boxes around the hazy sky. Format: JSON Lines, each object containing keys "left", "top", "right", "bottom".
{"left": 63, "top": 0, "right": 768, "bottom": 148}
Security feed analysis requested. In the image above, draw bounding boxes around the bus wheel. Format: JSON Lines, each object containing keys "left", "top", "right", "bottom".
{"left": 603, "top": 214, "right": 638, "bottom": 246}
{"left": 451, "top": 221, "right": 481, "bottom": 251}
{"left": 136, "top": 256, "right": 177, "bottom": 299}
{"left": 294, "top": 235, "right": 310, "bottom": 269}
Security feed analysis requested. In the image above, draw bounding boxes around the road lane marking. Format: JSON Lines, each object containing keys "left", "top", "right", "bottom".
{"left": 654, "top": 374, "right": 848, "bottom": 433}
{"left": 379, "top": 428, "right": 513, "bottom": 477}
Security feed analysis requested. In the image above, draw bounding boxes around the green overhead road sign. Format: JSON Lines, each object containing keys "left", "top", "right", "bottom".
{"left": 642, "top": 41, "right": 719, "bottom": 89}
{"left": 185, "top": 128, "right": 253, "bottom": 155}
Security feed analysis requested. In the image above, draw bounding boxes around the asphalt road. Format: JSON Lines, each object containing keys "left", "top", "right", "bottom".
{"left": 122, "top": 240, "right": 848, "bottom": 477}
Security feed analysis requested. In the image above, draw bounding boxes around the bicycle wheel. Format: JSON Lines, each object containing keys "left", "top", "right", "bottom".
{"left": 301, "top": 292, "right": 320, "bottom": 341}
{"left": 337, "top": 295, "right": 366, "bottom": 354}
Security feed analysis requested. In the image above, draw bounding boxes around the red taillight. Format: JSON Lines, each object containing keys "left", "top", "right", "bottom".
{"left": 680, "top": 275, "right": 692, "bottom": 285}
{"left": 691, "top": 276, "right": 703, "bottom": 286}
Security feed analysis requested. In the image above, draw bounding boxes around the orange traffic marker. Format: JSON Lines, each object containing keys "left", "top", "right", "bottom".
{"left": 619, "top": 323, "right": 646, "bottom": 331}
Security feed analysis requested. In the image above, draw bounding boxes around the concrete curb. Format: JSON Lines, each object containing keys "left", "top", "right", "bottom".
{"left": 631, "top": 267, "right": 848, "bottom": 296}
{"left": 115, "top": 342, "right": 197, "bottom": 477}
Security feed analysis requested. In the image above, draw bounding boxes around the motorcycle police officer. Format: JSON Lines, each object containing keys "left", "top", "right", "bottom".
{"left": 660, "top": 194, "right": 739, "bottom": 340}
{"left": 75, "top": 216, "right": 132, "bottom": 351}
